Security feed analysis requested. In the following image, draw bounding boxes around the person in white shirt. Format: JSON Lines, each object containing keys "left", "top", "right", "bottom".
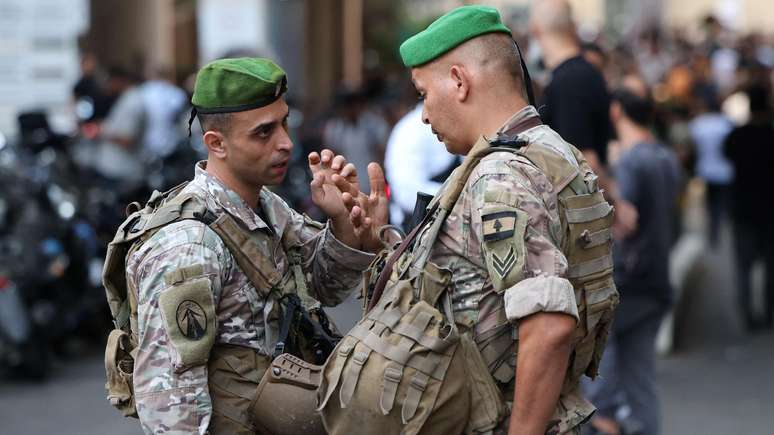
{"left": 139, "top": 68, "right": 188, "bottom": 159}
{"left": 384, "top": 103, "right": 458, "bottom": 228}
{"left": 689, "top": 90, "right": 734, "bottom": 247}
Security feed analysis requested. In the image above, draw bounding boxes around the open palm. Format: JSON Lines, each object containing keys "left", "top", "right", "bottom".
{"left": 308, "top": 149, "right": 360, "bottom": 219}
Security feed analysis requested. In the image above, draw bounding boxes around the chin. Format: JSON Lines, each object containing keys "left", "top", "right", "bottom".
{"left": 443, "top": 140, "right": 467, "bottom": 156}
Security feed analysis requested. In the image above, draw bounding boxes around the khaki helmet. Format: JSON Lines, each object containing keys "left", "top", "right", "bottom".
{"left": 251, "top": 353, "right": 326, "bottom": 435}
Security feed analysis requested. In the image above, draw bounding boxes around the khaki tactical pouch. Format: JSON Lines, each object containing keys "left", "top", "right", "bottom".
{"left": 252, "top": 353, "right": 326, "bottom": 435}
{"left": 207, "top": 344, "right": 270, "bottom": 435}
{"left": 560, "top": 190, "right": 619, "bottom": 380}
{"left": 317, "top": 276, "right": 473, "bottom": 435}
{"left": 104, "top": 328, "right": 137, "bottom": 418}
{"left": 318, "top": 263, "right": 507, "bottom": 435}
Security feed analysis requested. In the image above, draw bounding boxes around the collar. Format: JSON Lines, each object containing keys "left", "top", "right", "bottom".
{"left": 191, "top": 161, "right": 272, "bottom": 231}
{"left": 495, "top": 105, "right": 541, "bottom": 137}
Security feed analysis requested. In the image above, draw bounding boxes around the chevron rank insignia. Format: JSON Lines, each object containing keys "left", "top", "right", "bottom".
{"left": 481, "top": 205, "right": 527, "bottom": 291}
{"left": 482, "top": 210, "right": 517, "bottom": 242}
{"left": 492, "top": 246, "right": 517, "bottom": 278}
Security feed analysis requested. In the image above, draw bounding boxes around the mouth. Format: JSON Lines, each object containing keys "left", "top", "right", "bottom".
{"left": 431, "top": 128, "right": 444, "bottom": 142}
{"left": 270, "top": 160, "right": 289, "bottom": 172}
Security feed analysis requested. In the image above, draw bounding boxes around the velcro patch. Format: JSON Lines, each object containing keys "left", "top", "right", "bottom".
{"left": 482, "top": 211, "right": 517, "bottom": 242}
{"left": 480, "top": 205, "right": 528, "bottom": 293}
{"left": 159, "top": 275, "right": 216, "bottom": 371}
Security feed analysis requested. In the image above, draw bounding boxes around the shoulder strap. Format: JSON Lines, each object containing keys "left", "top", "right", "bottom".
{"left": 368, "top": 112, "right": 542, "bottom": 311}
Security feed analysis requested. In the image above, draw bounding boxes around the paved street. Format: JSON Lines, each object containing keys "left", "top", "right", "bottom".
{"left": 1, "top": 329, "right": 770, "bottom": 435}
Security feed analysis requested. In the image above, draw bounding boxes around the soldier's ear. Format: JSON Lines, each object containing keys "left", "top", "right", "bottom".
{"left": 203, "top": 130, "right": 227, "bottom": 158}
{"left": 449, "top": 64, "right": 470, "bottom": 103}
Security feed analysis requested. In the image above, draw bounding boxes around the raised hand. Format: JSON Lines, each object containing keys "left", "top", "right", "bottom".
{"left": 334, "top": 162, "right": 390, "bottom": 253}
{"left": 308, "top": 149, "right": 361, "bottom": 249}
{"left": 308, "top": 149, "right": 360, "bottom": 219}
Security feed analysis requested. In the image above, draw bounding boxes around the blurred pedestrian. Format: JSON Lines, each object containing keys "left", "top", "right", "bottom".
{"left": 585, "top": 76, "right": 681, "bottom": 435}
{"left": 138, "top": 66, "right": 188, "bottom": 160}
{"left": 635, "top": 29, "right": 674, "bottom": 88}
{"left": 72, "top": 52, "right": 112, "bottom": 122}
{"left": 724, "top": 84, "right": 774, "bottom": 331}
{"left": 93, "top": 67, "right": 146, "bottom": 184}
{"left": 384, "top": 103, "right": 457, "bottom": 229}
{"left": 529, "top": 0, "right": 638, "bottom": 240}
{"left": 582, "top": 42, "right": 608, "bottom": 77}
{"left": 688, "top": 86, "right": 734, "bottom": 247}
{"left": 323, "top": 88, "right": 389, "bottom": 182}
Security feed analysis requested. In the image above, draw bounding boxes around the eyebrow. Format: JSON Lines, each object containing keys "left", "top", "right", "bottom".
{"left": 248, "top": 110, "right": 290, "bottom": 135}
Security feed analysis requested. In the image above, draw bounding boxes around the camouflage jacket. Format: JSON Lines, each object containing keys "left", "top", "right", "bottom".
{"left": 126, "top": 162, "right": 374, "bottom": 434}
{"left": 422, "top": 105, "right": 595, "bottom": 430}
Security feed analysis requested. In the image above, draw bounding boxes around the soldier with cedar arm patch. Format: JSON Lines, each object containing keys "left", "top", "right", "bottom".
{"left": 102, "top": 57, "right": 387, "bottom": 435}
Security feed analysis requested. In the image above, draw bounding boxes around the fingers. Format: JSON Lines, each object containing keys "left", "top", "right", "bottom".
{"left": 308, "top": 152, "right": 321, "bottom": 173}
{"left": 350, "top": 204, "right": 364, "bottom": 229}
{"left": 310, "top": 171, "right": 324, "bottom": 189}
{"left": 340, "top": 163, "right": 357, "bottom": 181}
{"left": 367, "top": 162, "right": 386, "bottom": 197}
{"left": 341, "top": 191, "right": 358, "bottom": 213}
{"left": 331, "top": 155, "right": 347, "bottom": 171}
{"left": 333, "top": 173, "right": 360, "bottom": 198}
{"left": 309, "top": 171, "right": 325, "bottom": 205}
{"left": 320, "top": 149, "right": 334, "bottom": 167}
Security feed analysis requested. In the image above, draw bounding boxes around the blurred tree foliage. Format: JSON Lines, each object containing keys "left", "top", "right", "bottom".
{"left": 362, "top": 0, "right": 437, "bottom": 73}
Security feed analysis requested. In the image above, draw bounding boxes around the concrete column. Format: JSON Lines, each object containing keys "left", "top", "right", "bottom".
{"left": 145, "top": 0, "right": 176, "bottom": 74}
{"left": 305, "top": 0, "right": 342, "bottom": 113}
{"left": 341, "top": 0, "right": 363, "bottom": 89}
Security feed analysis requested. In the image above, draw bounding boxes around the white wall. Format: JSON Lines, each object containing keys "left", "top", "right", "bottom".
{"left": 196, "top": 0, "right": 272, "bottom": 65}
{"left": 0, "top": 0, "right": 88, "bottom": 137}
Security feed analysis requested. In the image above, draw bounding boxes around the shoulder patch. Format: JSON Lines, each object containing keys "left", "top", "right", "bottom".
{"left": 480, "top": 204, "right": 528, "bottom": 293}
{"left": 158, "top": 275, "right": 217, "bottom": 370}
{"left": 482, "top": 210, "right": 517, "bottom": 242}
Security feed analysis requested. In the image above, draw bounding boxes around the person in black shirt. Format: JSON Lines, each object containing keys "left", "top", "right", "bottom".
{"left": 529, "top": 0, "right": 638, "bottom": 241}
{"left": 724, "top": 84, "right": 774, "bottom": 331}
{"left": 542, "top": 55, "right": 611, "bottom": 164}
{"left": 584, "top": 75, "right": 682, "bottom": 435}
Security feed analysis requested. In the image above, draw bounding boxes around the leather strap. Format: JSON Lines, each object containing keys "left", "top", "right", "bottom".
{"left": 367, "top": 205, "right": 437, "bottom": 311}
{"left": 368, "top": 112, "right": 542, "bottom": 312}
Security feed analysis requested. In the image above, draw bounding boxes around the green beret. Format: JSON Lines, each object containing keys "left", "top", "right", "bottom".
{"left": 191, "top": 57, "right": 287, "bottom": 114}
{"left": 399, "top": 5, "right": 512, "bottom": 67}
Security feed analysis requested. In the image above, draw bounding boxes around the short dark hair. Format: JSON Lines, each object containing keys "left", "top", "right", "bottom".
{"left": 612, "top": 88, "right": 654, "bottom": 126}
{"left": 467, "top": 33, "right": 527, "bottom": 99}
{"left": 197, "top": 112, "right": 231, "bottom": 134}
{"left": 582, "top": 42, "right": 607, "bottom": 61}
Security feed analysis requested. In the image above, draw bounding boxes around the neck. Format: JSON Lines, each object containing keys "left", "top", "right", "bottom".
{"left": 205, "top": 158, "right": 262, "bottom": 210}
{"left": 616, "top": 120, "right": 652, "bottom": 150}
{"left": 474, "top": 95, "right": 529, "bottom": 140}
{"left": 540, "top": 34, "right": 581, "bottom": 70}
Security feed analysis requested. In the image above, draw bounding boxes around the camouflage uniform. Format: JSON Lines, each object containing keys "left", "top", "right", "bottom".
{"left": 126, "top": 161, "right": 373, "bottom": 434}
{"left": 423, "top": 105, "right": 594, "bottom": 433}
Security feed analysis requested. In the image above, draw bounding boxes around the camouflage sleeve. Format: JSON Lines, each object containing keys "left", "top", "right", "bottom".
{"left": 469, "top": 158, "right": 579, "bottom": 323}
{"left": 127, "top": 220, "right": 230, "bottom": 435}
{"left": 282, "top": 208, "right": 375, "bottom": 306}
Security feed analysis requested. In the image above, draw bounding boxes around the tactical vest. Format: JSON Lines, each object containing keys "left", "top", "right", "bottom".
{"left": 317, "top": 131, "right": 618, "bottom": 434}
{"left": 102, "top": 183, "right": 330, "bottom": 434}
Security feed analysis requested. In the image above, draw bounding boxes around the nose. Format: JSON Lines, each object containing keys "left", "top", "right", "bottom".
{"left": 421, "top": 106, "right": 430, "bottom": 125}
{"left": 276, "top": 127, "right": 293, "bottom": 152}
